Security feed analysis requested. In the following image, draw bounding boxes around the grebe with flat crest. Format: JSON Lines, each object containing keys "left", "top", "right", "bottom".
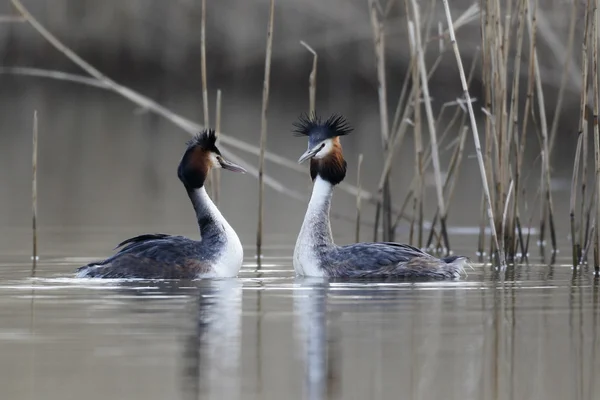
{"left": 292, "top": 113, "right": 469, "bottom": 279}
{"left": 77, "top": 130, "right": 246, "bottom": 279}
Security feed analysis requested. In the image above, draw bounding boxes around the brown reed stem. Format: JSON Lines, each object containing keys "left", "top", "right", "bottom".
{"left": 528, "top": 0, "right": 557, "bottom": 253}
{"left": 355, "top": 154, "right": 364, "bottom": 243}
{"left": 200, "top": 0, "right": 209, "bottom": 128}
{"left": 519, "top": 0, "right": 535, "bottom": 248}
{"left": 300, "top": 41, "right": 317, "bottom": 116}
{"left": 213, "top": 89, "right": 222, "bottom": 206}
{"left": 200, "top": 0, "right": 212, "bottom": 193}
{"left": 407, "top": 21, "right": 423, "bottom": 247}
{"left": 501, "top": 180, "right": 515, "bottom": 256}
{"left": 32, "top": 110, "right": 38, "bottom": 275}
{"left": 477, "top": 193, "right": 486, "bottom": 258}
{"left": 576, "top": 0, "right": 594, "bottom": 264}
{"left": 411, "top": 0, "right": 449, "bottom": 253}
{"left": 257, "top": 0, "right": 275, "bottom": 256}
{"left": 478, "top": 0, "right": 494, "bottom": 260}
{"left": 508, "top": 0, "right": 527, "bottom": 260}
{"left": 368, "top": 0, "right": 393, "bottom": 241}
{"left": 571, "top": 135, "right": 583, "bottom": 266}
{"left": 580, "top": 116, "right": 590, "bottom": 256}
{"left": 373, "top": 204, "right": 381, "bottom": 242}
{"left": 593, "top": 0, "right": 600, "bottom": 274}
{"left": 443, "top": 0, "right": 504, "bottom": 266}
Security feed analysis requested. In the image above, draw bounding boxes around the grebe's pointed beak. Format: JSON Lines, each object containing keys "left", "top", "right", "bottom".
{"left": 298, "top": 146, "right": 321, "bottom": 164}
{"left": 219, "top": 157, "right": 247, "bottom": 173}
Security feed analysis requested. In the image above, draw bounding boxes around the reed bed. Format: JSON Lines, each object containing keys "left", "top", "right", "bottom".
{"left": 9, "top": 0, "right": 600, "bottom": 271}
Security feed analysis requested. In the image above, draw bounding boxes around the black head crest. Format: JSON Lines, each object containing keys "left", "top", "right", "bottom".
{"left": 292, "top": 113, "right": 353, "bottom": 145}
{"left": 186, "top": 129, "right": 221, "bottom": 155}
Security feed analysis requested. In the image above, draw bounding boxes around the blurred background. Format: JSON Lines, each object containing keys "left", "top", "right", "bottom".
{"left": 0, "top": 0, "right": 584, "bottom": 255}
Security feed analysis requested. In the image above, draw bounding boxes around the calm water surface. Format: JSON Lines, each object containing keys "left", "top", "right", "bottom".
{"left": 0, "top": 233, "right": 599, "bottom": 400}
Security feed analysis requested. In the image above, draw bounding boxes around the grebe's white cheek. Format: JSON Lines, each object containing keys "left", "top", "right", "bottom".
{"left": 209, "top": 152, "right": 222, "bottom": 168}
{"left": 314, "top": 139, "right": 334, "bottom": 159}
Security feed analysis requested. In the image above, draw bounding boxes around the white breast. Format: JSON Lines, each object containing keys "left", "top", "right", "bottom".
{"left": 293, "top": 177, "right": 332, "bottom": 278}
{"left": 212, "top": 227, "right": 244, "bottom": 278}
{"left": 293, "top": 224, "right": 325, "bottom": 277}
{"left": 194, "top": 187, "right": 244, "bottom": 278}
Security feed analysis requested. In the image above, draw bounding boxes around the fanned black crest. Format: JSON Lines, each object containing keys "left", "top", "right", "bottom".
{"left": 292, "top": 113, "right": 353, "bottom": 143}
{"left": 186, "top": 129, "right": 221, "bottom": 155}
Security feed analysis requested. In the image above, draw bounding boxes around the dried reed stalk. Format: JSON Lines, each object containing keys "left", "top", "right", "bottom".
{"left": 501, "top": 180, "right": 515, "bottom": 254}
{"left": 257, "top": 0, "right": 276, "bottom": 255}
{"left": 406, "top": 21, "right": 423, "bottom": 247}
{"left": 355, "top": 154, "right": 364, "bottom": 243}
{"left": 213, "top": 89, "right": 222, "bottom": 206}
{"left": 527, "top": 0, "right": 557, "bottom": 253}
{"left": 580, "top": 117, "right": 590, "bottom": 257}
{"left": 411, "top": 0, "right": 449, "bottom": 252}
{"left": 572, "top": 0, "right": 593, "bottom": 265}
{"left": 571, "top": 136, "right": 583, "bottom": 266}
{"left": 580, "top": 0, "right": 594, "bottom": 265}
{"left": 200, "top": 0, "right": 212, "bottom": 193}
{"left": 593, "top": 0, "right": 600, "bottom": 273}
{"left": 507, "top": 0, "right": 527, "bottom": 260}
{"left": 442, "top": 0, "right": 505, "bottom": 266}
{"left": 368, "top": 0, "right": 393, "bottom": 241}
{"left": 200, "top": 0, "right": 209, "bottom": 128}
{"left": 477, "top": 0, "right": 494, "bottom": 258}
{"left": 32, "top": 110, "right": 38, "bottom": 274}
{"left": 518, "top": 0, "right": 537, "bottom": 253}
{"left": 300, "top": 41, "right": 317, "bottom": 116}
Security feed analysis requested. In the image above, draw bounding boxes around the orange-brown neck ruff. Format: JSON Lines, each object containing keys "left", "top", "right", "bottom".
{"left": 179, "top": 147, "right": 212, "bottom": 189}
{"left": 309, "top": 138, "right": 347, "bottom": 186}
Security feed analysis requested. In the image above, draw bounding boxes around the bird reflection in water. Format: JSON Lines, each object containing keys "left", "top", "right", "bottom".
{"left": 182, "top": 279, "right": 242, "bottom": 400}
{"left": 294, "top": 277, "right": 341, "bottom": 400}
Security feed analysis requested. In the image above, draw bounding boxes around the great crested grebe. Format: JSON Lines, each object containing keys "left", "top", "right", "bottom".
{"left": 292, "top": 113, "right": 469, "bottom": 279}
{"left": 76, "top": 130, "right": 246, "bottom": 279}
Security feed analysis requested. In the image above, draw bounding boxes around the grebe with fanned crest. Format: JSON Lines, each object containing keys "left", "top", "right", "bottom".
{"left": 77, "top": 130, "right": 246, "bottom": 279}
{"left": 292, "top": 113, "right": 469, "bottom": 279}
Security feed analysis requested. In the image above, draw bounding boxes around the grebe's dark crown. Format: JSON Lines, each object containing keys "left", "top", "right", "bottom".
{"left": 292, "top": 113, "right": 353, "bottom": 145}
{"left": 186, "top": 129, "right": 221, "bottom": 155}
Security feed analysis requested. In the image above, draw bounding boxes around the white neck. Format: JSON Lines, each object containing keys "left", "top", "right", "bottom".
{"left": 293, "top": 176, "right": 335, "bottom": 276}
{"left": 191, "top": 187, "right": 244, "bottom": 277}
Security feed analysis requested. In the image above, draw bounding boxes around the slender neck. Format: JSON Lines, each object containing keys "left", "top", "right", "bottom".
{"left": 300, "top": 176, "right": 335, "bottom": 247}
{"left": 187, "top": 186, "right": 227, "bottom": 239}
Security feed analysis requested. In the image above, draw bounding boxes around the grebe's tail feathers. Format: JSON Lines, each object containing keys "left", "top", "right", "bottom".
{"left": 76, "top": 233, "right": 175, "bottom": 274}
{"left": 351, "top": 255, "right": 468, "bottom": 279}
{"left": 332, "top": 243, "right": 469, "bottom": 279}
